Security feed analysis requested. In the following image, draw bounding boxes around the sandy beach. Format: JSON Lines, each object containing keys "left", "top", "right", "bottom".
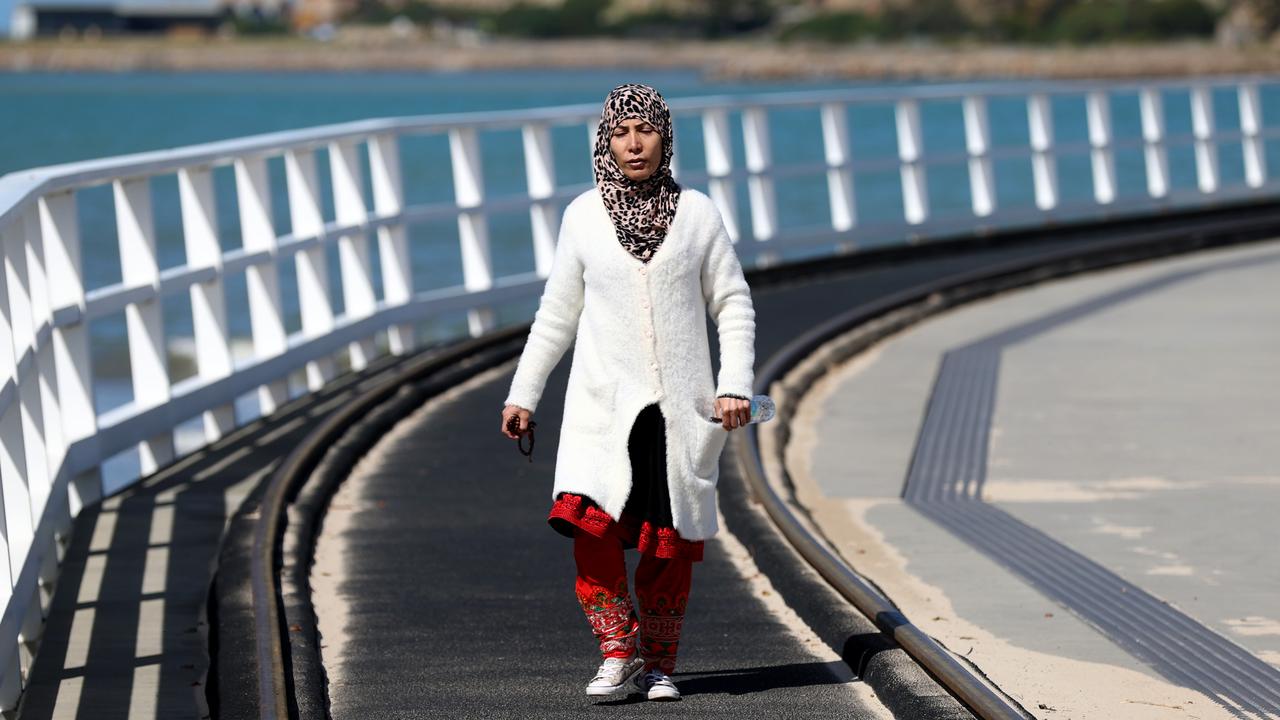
{"left": 4, "top": 33, "right": 1280, "bottom": 80}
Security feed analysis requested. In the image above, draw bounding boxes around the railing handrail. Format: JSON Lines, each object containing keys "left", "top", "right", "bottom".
{"left": 6, "top": 72, "right": 1279, "bottom": 226}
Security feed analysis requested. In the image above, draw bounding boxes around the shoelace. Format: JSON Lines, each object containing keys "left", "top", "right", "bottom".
{"left": 593, "top": 658, "right": 632, "bottom": 682}
{"left": 640, "top": 670, "right": 674, "bottom": 688}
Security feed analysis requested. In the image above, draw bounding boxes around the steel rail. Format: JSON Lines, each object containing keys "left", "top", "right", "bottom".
{"left": 732, "top": 201, "right": 1280, "bottom": 720}
{"left": 249, "top": 323, "right": 530, "bottom": 719}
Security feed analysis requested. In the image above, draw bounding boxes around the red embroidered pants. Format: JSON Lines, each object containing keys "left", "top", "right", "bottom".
{"left": 573, "top": 527, "right": 693, "bottom": 674}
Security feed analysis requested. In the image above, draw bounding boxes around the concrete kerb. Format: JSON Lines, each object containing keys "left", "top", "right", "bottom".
{"left": 716, "top": 446, "right": 981, "bottom": 719}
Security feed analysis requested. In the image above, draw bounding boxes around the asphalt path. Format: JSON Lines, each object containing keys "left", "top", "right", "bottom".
{"left": 310, "top": 237, "right": 1078, "bottom": 719}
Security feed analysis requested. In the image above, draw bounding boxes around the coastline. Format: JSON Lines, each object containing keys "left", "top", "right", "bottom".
{"left": 4, "top": 35, "right": 1280, "bottom": 80}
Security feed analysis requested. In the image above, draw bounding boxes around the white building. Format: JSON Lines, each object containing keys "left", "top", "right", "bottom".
{"left": 8, "top": 0, "right": 259, "bottom": 38}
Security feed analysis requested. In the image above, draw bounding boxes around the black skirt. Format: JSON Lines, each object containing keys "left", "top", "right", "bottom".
{"left": 621, "top": 402, "right": 675, "bottom": 526}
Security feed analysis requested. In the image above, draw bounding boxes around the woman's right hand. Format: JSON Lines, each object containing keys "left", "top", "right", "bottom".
{"left": 501, "top": 404, "right": 533, "bottom": 439}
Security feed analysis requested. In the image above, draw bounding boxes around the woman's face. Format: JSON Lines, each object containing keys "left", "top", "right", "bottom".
{"left": 609, "top": 117, "right": 663, "bottom": 182}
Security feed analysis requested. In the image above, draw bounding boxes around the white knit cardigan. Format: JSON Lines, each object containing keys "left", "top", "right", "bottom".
{"left": 503, "top": 185, "right": 756, "bottom": 541}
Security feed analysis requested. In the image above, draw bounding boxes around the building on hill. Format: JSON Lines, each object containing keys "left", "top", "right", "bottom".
{"left": 290, "top": 0, "right": 352, "bottom": 31}
{"left": 8, "top": 0, "right": 294, "bottom": 38}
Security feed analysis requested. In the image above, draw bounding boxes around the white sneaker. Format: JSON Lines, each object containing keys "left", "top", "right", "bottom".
{"left": 633, "top": 667, "right": 681, "bottom": 701}
{"left": 585, "top": 655, "right": 644, "bottom": 696}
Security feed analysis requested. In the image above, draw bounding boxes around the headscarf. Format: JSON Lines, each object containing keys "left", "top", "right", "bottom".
{"left": 592, "top": 83, "right": 682, "bottom": 263}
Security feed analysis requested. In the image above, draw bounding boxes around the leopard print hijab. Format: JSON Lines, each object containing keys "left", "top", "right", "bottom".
{"left": 592, "top": 83, "right": 682, "bottom": 263}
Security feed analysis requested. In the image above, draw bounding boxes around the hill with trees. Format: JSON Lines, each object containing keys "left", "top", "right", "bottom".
{"left": 337, "top": 0, "right": 1280, "bottom": 45}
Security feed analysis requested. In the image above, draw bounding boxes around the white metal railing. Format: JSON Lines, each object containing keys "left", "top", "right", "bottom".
{"left": 1, "top": 74, "right": 1279, "bottom": 707}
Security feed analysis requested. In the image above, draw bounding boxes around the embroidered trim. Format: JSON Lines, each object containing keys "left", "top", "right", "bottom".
{"left": 549, "top": 493, "right": 616, "bottom": 538}
{"left": 628, "top": 520, "right": 702, "bottom": 562}
{"left": 576, "top": 575, "right": 639, "bottom": 659}
{"left": 637, "top": 585, "right": 689, "bottom": 674}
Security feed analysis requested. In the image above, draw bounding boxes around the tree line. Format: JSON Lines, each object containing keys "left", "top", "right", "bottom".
{"left": 342, "top": 0, "right": 1266, "bottom": 44}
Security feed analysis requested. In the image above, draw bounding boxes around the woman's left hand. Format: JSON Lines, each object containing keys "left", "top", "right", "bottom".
{"left": 715, "top": 396, "right": 751, "bottom": 431}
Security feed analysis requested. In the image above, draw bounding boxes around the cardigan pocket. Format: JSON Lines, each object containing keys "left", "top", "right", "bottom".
{"left": 689, "top": 413, "right": 729, "bottom": 483}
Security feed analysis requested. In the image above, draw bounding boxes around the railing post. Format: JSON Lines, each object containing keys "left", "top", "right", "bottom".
{"left": 26, "top": 203, "right": 61, "bottom": 504}
{"left": 1086, "top": 90, "right": 1117, "bottom": 204}
{"left": 587, "top": 117, "right": 599, "bottom": 160}
{"left": 178, "top": 165, "right": 235, "bottom": 441}
{"left": 962, "top": 95, "right": 996, "bottom": 217}
{"left": 21, "top": 204, "right": 59, "bottom": 665}
{"left": 820, "top": 102, "right": 857, "bottom": 239}
{"left": 114, "top": 176, "right": 174, "bottom": 473}
{"left": 1238, "top": 81, "right": 1267, "bottom": 188}
{"left": 895, "top": 98, "right": 928, "bottom": 226}
{"left": 3, "top": 213, "right": 44, "bottom": 704}
{"left": 702, "top": 109, "right": 740, "bottom": 242}
{"left": 26, "top": 208, "right": 66, "bottom": 666}
{"left": 522, "top": 122, "right": 561, "bottom": 281}
{"left": 41, "top": 191, "right": 99, "bottom": 512}
{"left": 329, "top": 138, "right": 377, "bottom": 369}
{"left": 235, "top": 155, "right": 289, "bottom": 415}
{"left": 449, "top": 127, "right": 496, "bottom": 337}
{"left": 0, "top": 216, "right": 33, "bottom": 601}
{"left": 285, "top": 148, "right": 337, "bottom": 390}
{"left": 669, "top": 130, "right": 681, "bottom": 182}
{"left": 1027, "top": 93, "right": 1059, "bottom": 211}
{"left": 1140, "top": 87, "right": 1170, "bottom": 199}
{"left": 742, "top": 107, "right": 778, "bottom": 266}
{"left": 10, "top": 206, "right": 50, "bottom": 512}
{"left": 29, "top": 195, "right": 77, "bottom": 581}
{"left": 1189, "top": 83, "right": 1219, "bottom": 194}
{"left": 369, "top": 133, "right": 415, "bottom": 354}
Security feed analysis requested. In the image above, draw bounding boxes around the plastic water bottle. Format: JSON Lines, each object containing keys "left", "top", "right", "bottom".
{"left": 709, "top": 394, "right": 775, "bottom": 424}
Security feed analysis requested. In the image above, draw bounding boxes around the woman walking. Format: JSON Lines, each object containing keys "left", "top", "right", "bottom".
{"left": 499, "top": 83, "right": 757, "bottom": 702}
